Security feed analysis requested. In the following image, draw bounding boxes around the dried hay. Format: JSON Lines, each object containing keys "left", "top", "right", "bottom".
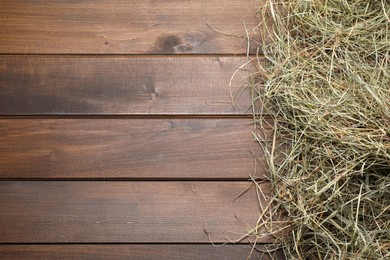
{"left": 249, "top": 0, "right": 390, "bottom": 259}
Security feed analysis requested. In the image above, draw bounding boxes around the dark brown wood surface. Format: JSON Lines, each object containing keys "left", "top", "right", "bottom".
{"left": 0, "top": 181, "right": 270, "bottom": 243}
{"left": 0, "top": 56, "right": 250, "bottom": 115}
{"left": 0, "top": 245, "right": 285, "bottom": 260}
{"left": 0, "top": 0, "right": 259, "bottom": 54}
{"left": 0, "top": 0, "right": 279, "bottom": 258}
{"left": 0, "top": 118, "right": 262, "bottom": 179}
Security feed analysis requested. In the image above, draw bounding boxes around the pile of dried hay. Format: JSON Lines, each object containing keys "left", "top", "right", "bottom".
{"left": 250, "top": 0, "right": 390, "bottom": 259}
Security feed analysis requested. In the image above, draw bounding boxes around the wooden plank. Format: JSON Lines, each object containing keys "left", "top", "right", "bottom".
{"left": 0, "top": 0, "right": 260, "bottom": 54}
{"left": 0, "top": 181, "right": 270, "bottom": 243}
{"left": 0, "top": 118, "right": 263, "bottom": 179}
{"left": 0, "top": 56, "right": 250, "bottom": 115}
{"left": 0, "top": 245, "right": 285, "bottom": 260}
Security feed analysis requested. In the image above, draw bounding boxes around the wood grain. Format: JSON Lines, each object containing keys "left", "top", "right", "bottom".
{"left": 0, "top": 56, "right": 251, "bottom": 115}
{"left": 0, "top": 118, "right": 263, "bottom": 179}
{"left": 0, "top": 245, "right": 286, "bottom": 260}
{"left": 0, "top": 181, "right": 270, "bottom": 243}
{"left": 0, "top": 0, "right": 260, "bottom": 54}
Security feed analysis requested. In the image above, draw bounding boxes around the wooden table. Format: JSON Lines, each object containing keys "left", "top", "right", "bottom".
{"left": 0, "top": 1, "right": 282, "bottom": 259}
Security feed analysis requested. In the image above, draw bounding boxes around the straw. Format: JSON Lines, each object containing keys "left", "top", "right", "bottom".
{"left": 249, "top": 0, "right": 390, "bottom": 259}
